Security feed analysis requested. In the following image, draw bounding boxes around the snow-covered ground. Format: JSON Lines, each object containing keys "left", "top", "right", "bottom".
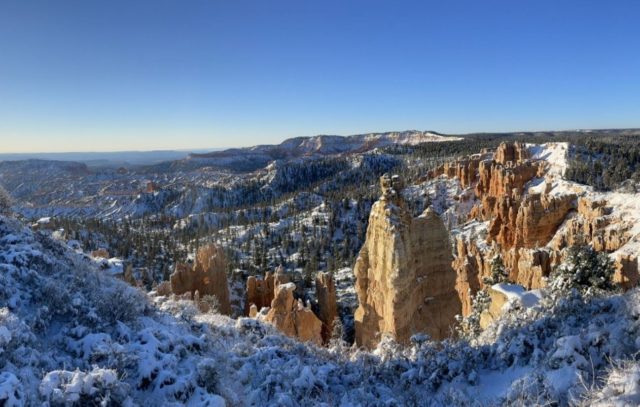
{"left": 2, "top": 213, "right": 640, "bottom": 405}
{"left": 528, "top": 143, "right": 640, "bottom": 271}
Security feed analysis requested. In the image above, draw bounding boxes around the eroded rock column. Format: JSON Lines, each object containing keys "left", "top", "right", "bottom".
{"left": 354, "top": 174, "right": 461, "bottom": 348}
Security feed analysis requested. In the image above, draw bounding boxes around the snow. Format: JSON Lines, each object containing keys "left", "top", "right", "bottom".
{"left": 0, "top": 372, "right": 23, "bottom": 407}
{"left": 4, "top": 138, "right": 640, "bottom": 404}
{"left": 0, "top": 209, "right": 639, "bottom": 405}
{"left": 473, "top": 365, "right": 532, "bottom": 403}
{"left": 587, "top": 362, "right": 640, "bottom": 406}
{"left": 531, "top": 142, "right": 569, "bottom": 177}
{"left": 492, "top": 283, "right": 541, "bottom": 308}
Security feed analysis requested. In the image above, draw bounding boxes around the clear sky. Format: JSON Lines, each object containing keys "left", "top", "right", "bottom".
{"left": 1, "top": 0, "right": 639, "bottom": 153}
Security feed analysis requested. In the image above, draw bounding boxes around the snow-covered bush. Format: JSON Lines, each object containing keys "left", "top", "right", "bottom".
{"left": 581, "top": 359, "right": 640, "bottom": 406}
{"left": 0, "top": 372, "right": 23, "bottom": 407}
{"left": 196, "top": 358, "right": 220, "bottom": 394}
{"left": 93, "top": 284, "right": 149, "bottom": 325}
{"left": 39, "top": 368, "right": 129, "bottom": 406}
{"left": 200, "top": 294, "right": 220, "bottom": 314}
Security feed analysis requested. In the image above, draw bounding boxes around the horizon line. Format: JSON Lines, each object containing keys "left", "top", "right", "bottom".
{"left": 1, "top": 126, "right": 638, "bottom": 155}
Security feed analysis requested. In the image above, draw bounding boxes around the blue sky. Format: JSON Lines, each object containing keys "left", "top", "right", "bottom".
{"left": 0, "top": 0, "right": 639, "bottom": 152}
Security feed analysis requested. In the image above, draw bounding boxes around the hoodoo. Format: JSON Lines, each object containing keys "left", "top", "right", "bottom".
{"left": 170, "top": 243, "right": 232, "bottom": 315}
{"left": 263, "top": 283, "right": 323, "bottom": 345}
{"left": 315, "top": 271, "right": 338, "bottom": 343}
{"left": 353, "top": 174, "right": 461, "bottom": 348}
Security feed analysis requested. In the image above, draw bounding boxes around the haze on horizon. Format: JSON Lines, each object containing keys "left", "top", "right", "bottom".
{"left": 1, "top": 0, "right": 639, "bottom": 153}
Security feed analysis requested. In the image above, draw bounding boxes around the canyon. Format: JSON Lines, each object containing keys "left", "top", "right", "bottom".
{"left": 163, "top": 141, "right": 640, "bottom": 347}
{"left": 349, "top": 141, "right": 640, "bottom": 346}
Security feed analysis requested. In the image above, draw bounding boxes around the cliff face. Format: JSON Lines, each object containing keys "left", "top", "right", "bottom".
{"left": 170, "top": 244, "right": 232, "bottom": 315}
{"left": 433, "top": 142, "right": 638, "bottom": 317}
{"left": 354, "top": 174, "right": 461, "bottom": 348}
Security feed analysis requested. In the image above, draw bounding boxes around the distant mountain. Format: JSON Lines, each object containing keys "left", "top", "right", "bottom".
{"left": 0, "top": 149, "right": 217, "bottom": 168}
{"left": 171, "top": 131, "right": 460, "bottom": 172}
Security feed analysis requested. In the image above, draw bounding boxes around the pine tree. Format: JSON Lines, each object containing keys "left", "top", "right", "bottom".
{"left": 551, "top": 244, "right": 615, "bottom": 293}
{"left": 483, "top": 254, "right": 509, "bottom": 286}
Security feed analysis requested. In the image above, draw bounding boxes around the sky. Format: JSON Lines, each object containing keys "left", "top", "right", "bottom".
{"left": 0, "top": 0, "right": 639, "bottom": 153}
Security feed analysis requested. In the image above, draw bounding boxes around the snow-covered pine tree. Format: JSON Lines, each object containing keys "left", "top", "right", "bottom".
{"left": 483, "top": 254, "right": 510, "bottom": 285}
{"left": 551, "top": 244, "right": 615, "bottom": 293}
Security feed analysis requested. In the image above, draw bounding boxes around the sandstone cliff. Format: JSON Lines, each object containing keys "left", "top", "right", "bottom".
{"left": 354, "top": 174, "right": 461, "bottom": 348}
{"left": 434, "top": 142, "right": 639, "bottom": 318}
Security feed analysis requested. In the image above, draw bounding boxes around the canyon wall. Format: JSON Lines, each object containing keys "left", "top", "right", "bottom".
{"left": 432, "top": 142, "right": 636, "bottom": 317}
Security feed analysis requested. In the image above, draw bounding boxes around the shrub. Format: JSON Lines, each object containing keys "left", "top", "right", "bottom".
{"left": 94, "top": 284, "right": 148, "bottom": 325}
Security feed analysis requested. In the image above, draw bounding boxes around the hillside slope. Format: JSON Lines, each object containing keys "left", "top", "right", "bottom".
{"left": 2, "top": 213, "right": 640, "bottom": 405}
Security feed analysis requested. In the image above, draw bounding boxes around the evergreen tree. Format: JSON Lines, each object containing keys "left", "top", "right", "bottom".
{"left": 551, "top": 245, "right": 615, "bottom": 293}
{"left": 483, "top": 254, "right": 510, "bottom": 285}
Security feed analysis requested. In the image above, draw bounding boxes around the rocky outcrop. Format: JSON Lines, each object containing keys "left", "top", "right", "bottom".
{"left": 354, "top": 174, "right": 461, "bottom": 348}
{"left": 245, "top": 272, "right": 275, "bottom": 314}
{"left": 513, "top": 193, "right": 576, "bottom": 249}
{"left": 155, "top": 281, "right": 172, "bottom": 296}
{"left": 315, "top": 272, "right": 338, "bottom": 343}
{"left": 90, "top": 248, "right": 110, "bottom": 259}
{"left": 494, "top": 141, "right": 530, "bottom": 165}
{"left": 512, "top": 248, "right": 553, "bottom": 289}
{"left": 614, "top": 253, "right": 639, "bottom": 289}
{"left": 170, "top": 244, "right": 232, "bottom": 315}
{"left": 436, "top": 142, "right": 640, "bottom": 319}
{"left": 479, "top": 286, "right": 511, "bottom": 330}
{"left": 274, "top": 265, "right": 289, "bottom": 287}
{"left": 264, "top": 283, "right": 322, "bottom": 345}
{"left": 248, "top": 303, "right": 258, "bottom": 318}
{"left": 552, "top": 197, "right": 631, "bottom": 253}
{"left": 245, "top": 267, "right": 331, "bottom": 345}
{"left": 453, "top": 236, "right": 492, "bottom": 316}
